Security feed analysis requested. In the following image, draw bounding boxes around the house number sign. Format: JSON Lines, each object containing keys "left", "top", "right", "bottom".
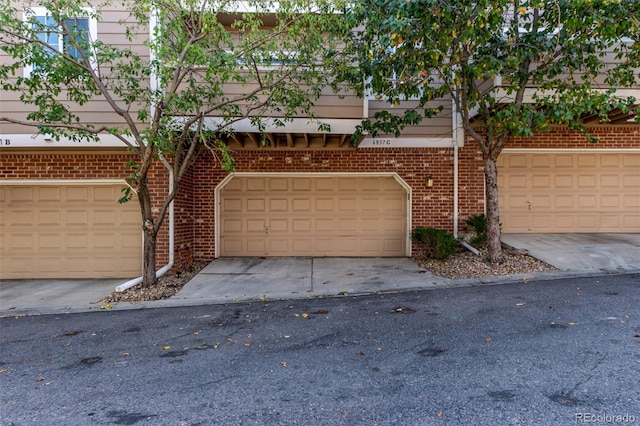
{"left": 359, "top": 136, "right": 453, "bottom": 148}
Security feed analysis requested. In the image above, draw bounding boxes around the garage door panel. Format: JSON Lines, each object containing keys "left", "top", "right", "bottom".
{"left": 220, "top": 176, "right": 407, "bottom": 257}
{"left": 316, "top": 218, "right": 334, "bottom": 232}
{"left": 66, "top": 210, "right": 89, "bottom": 225}
{"left": 623, "top": 215, "right": 640, "bottom": 228}
{"left": 270, "top": 199, "right": 288, "bottom": 211}
{"left": 9, "top": 210, "right": 34, "bottom": 225}
{"left": 67, "top": 233, "right": 89, "bottom": 249}
{"left": 66, "top": 186, "right": 89, "bottom": 201}
{"left": 292, "top": 219, "right": 310, "bottom": 232}
{"left": 38, "top": 187, "right": 61, "bottom": 201}
{"left": 247, "top": 178, "right": 266, "bottom": 191}
{"left": 0, "top": 184, "right": 142, "bottom": 279}
{"left": 11, "top": 233, "right": 33, "bottom": 249}
{"left": 270, "top": 178, "right": 289, "bottom": 191}
{"left": 292, "top": 178, "right": 311, "bottom": 191}
{"left": 623, "top": 194, "right": 640, "bottom": 207}
{"left": 270, "top": 219, "right": 289, "bottom": 232}
{"left": 247, "top": 219, "right": 266, "bottom": 232}
{"left": 554, "top": 175, "right": 574, "bottom": 187}
{"left": 247, "top": 198, "right": 266, "bottom": 211}
{"left": 623, "top": 174, "right": 640, "bottom": 187}
{"left": 499, "top": 153, "right": 640, "bottom": 233}
{"left": 246, "top": 239, "right": 267, "bottom": 253}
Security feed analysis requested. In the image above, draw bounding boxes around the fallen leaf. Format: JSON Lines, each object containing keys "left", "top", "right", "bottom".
{"left": 123, "top": 352, "right": 130, "bottom": 356}
{"left": 359, "top": 351, "right": 365, "bottom": 356}
{"left": 226, "top": 337, "right": 233, "bottom": 342}
{"left": 280, "top": 360, "right": 287, "bottom": 367}
{"left": 36, "top": 377, "right": 45, "bottom": 382}
{"left": 439, "top": 348, "right": 447, "bottom": 353}
{"left": 301, "top": 313, "right": 309, "bottom": 318}
{"left": 193, "top": 331, "right": 200, "bottom": 336}
{"left": 568, "top": 322, "right": 576, "bottom": 326}
{"left": 634, "top": 334, "right": 640, "bottom": 338}
{"left": 100, "top": 305, "right": 113, "bottom": 310}
{"left": 515, "top": 303, "right": 525, "bottom": 306}
{"left": 485, "top": 338, "right": 494, "bottom": 343}
{"left": 0, "top": 369, "right": 7, "bottom": 374}
{"left": 243, "top": 343, "right": 251, "bottom": 347}
{"left": 162, "top": 345, "right": 171, "bottom": 350}
{"left": 436, "top": 411, "right": 443, "bottom": 418}
{"left": 376, "top": 347, "right": 382, "bottom": 351}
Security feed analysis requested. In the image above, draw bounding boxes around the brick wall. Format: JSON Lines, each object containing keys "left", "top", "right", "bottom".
{"left": 2, "top": 125, "right": 638, "bottom": 271}
{"left": 191, "top": 146, "right": 485, "bottom": 258}
{"left": 0, "top": 151, "right": 173, "bottom": 268}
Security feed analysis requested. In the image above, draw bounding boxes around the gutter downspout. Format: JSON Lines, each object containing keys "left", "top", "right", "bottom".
{"left": 116, "top": 8, "right": 175, "bottom": 292}
{"left": 451, "top": 95, "right": 480, "bottom": 256}
{"left": 115, "top": 156, "right": 175, "bottom": 292}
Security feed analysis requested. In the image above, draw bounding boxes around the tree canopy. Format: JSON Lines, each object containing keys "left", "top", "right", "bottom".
{"left": 343, "top": 0, "right": 640, "bottom": 263}
{"left": 0, "top": 0, "right": 350, "bottom": 286}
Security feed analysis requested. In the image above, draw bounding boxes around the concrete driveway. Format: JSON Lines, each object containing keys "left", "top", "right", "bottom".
{"left": 501, "top": 233, "right": 640, "bottom": 272}
{"left": 1, "top": 233, "right": 638, "bottom": 316}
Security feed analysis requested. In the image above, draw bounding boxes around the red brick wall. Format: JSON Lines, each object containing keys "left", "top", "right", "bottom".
{"left": 508, "top": 125, "right": 640, "bottom": 148}
{"left": 0, "top": 151, "right": 173, "bottom": 268}
{"left": 2, "top": 125, "right": 638, "bottom": 268}
{"left": 191, "top": 147, "right": 484, "bottom": 258}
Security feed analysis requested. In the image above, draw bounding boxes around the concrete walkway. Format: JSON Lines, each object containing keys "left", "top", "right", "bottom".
{"left": 1, "top": 234, "right": 638, "bottom": 316}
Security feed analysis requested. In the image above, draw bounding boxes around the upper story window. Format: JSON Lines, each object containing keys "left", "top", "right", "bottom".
{"left": 23, "top": 7, "right": 97, "bottom": 76}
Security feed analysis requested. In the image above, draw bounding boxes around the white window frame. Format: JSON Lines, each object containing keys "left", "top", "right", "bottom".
{"left": 23, "top": 7, "right": 97, "bottom": 77}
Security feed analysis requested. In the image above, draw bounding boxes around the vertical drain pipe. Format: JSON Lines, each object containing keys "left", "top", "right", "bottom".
{"left": 451, "top": 95, "right": 480, "bottom": 255}
{"left": 116, "top": 157, "right": 175, "bottom": 292}
{"left": 115, "top": 7, "right": 175, "bottom": 292}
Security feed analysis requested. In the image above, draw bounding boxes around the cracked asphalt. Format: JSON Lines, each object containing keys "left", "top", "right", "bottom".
{"left": 1, "top": 273, "right": 639, "bottom": 425}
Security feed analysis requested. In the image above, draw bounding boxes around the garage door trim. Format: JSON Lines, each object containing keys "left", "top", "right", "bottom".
{"left": 214, "top": 172, "right": 412, "bottom": 258}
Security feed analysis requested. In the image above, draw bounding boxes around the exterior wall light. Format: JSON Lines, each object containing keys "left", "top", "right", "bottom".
{"left": 425, "top": 175, "right": 433, "bottom": 188}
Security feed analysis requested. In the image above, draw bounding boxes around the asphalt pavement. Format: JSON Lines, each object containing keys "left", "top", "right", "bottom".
{"left": 1, "top": 234, "right": 639, "bottom": 316}
{"left": 1, "top": 273, "right": 639, "bottom": 425}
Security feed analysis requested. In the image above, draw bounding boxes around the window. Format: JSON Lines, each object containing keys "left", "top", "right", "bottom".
{"left": 23, "top": 7, "right": 97, "bottom": 76}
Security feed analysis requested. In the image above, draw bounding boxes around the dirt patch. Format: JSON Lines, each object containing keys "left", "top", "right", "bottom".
{"left": 414, "top": 247, "right": 556, "bottom": 280}
{"left": 99, "top": 260, "right": 210, "bottom": 304}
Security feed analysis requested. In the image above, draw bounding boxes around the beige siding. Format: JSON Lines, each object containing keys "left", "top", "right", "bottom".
{"left": 368, "top": 98, "right": 454, "bottom": 138}
{"left": 0, "top": 2, "right": 150, "bottom": 136}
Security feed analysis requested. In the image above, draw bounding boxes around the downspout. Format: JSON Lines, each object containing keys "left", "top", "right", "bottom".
{"left": 116, "top": 156, "right": 175, "bottom": 292}
{"left": 451, "top": 94, "right": 480, "bottom": 256}
{"left": 116, "top": 8, "right": 175, "bottom": 292}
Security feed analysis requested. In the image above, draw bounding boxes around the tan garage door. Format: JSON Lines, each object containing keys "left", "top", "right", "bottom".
{"left": 498, "top": 152, "right": 640, "bottom": 233}
{"left": 0, "top": 183, "right": 142, "bottom": 279}
{"left": 219, "top": 175, "right": 407, "bottom": 256}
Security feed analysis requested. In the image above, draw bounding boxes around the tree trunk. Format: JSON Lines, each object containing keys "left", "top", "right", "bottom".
{"left": 142, "top": 228, "right": 158, "bottom": 288}
{"left": 483, "top": 155, "right": 503, "bottom": 264}
{"left": 137, "top": 179, "right": 159, "bottom": 288}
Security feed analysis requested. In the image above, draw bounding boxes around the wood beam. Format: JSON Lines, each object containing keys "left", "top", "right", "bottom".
{"left": 246, "top": 133, "right": 260, "bottom": 147}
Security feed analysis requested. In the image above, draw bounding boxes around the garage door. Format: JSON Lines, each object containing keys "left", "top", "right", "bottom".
{"left": 219, "top": 175, "right": 408, "bottom": 256}
{"left": 498, "top": 152, "right": 640, "bottom": 233}
{"left": 0, "top": 183, "right": 142, "bottom": 279}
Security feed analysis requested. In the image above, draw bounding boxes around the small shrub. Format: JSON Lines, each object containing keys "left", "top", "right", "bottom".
{"left": 412, "top": 226, "right": 459, "bottom": 260}
{"left": 465, "top": 214, "right": 487, "bottom": 248}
